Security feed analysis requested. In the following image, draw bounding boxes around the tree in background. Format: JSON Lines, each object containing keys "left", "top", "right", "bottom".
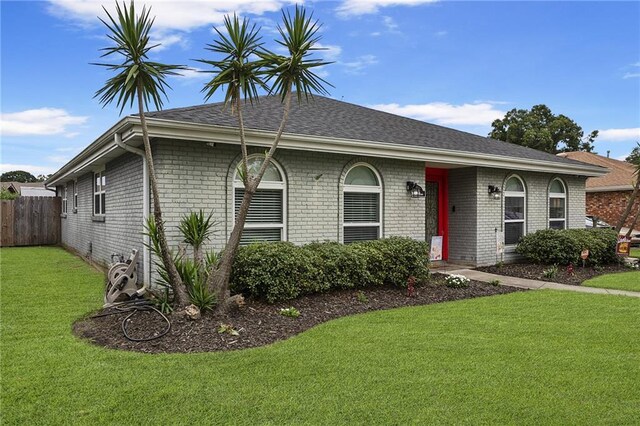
{"left": 198, "top": 6, "right": 331, "bottom": 308}
{"left": 489, "top": 104, "right": 598, "bottom": 154}
{"left": 626, "top": 144, "right": 640, "bottom": 165}
{"left": 1, "top": 170, "right": 37, "bottom": 183}
{"left": 94, "top": 1, "right": 190, "bottom": 308}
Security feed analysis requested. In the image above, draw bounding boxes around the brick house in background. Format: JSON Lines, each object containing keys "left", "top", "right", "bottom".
{"left": 46, "top": 96, "right": 606, "bottom": 286}
{"left": 558, "top": 151, "right": 639, "bottom": 228}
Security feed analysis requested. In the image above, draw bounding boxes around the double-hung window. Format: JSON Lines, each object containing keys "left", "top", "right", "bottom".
{"left": 233, "top": 155, "right": 286, "bottom": 245}
{"left": 343, "top": 164, "right": 382, "bottom": 243}
{"left": 504, "top": 175, "right": 526, "bottom": 246}
{"left": 549, "top": 178, "right": 566, "bottom": 229}
{"left": 94, "top": 171, "right": 106, "bottom": 216}
{"left": 62, "top": 184, "right": 68, "bottom": 214}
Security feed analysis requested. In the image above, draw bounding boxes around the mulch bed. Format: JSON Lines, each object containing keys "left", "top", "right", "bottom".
{"left": 74, "top": 274, "right": 522, "bottom": 354}
{"left": 476, "top": 263, "right": 630, "bottom": 286}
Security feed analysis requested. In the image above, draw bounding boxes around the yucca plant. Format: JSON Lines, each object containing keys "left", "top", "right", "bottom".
{"left": 178, "top": 210, "right": 217, "bottom": 271}
{"left": 94, "top": 1, "right": 189, "bottom": 308}
{"left": 198, "top": 5, "right": 332, "bottom": 308}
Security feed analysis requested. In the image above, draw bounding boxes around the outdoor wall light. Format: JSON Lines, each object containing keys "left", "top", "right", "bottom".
{"left": 488, "top": 185, "right": 501, "bottom": 199}
{"left": 406, "top": 181, "right": 426, "bottom": 198}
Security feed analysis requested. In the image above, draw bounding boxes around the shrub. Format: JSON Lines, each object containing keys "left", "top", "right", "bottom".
{"left": 516, "top": 228, "right": 620, "bottom": 266}
{"left": 231, "top": 242, "right": 314, "bottom": 303}
{"left": 445, "top": 274, "right": 470, "bottom": 288}
{"left": 230, "top": 237, "right": 430, "bottom": 303}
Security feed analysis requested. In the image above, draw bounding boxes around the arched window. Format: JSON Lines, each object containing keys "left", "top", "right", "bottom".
{"left": 343, "top": 163, "right": 382, "bottom": 243}
{"left": 504, "top": 175, "right": 526, "bottom": 245}
{"left": 548, "top": 178, "right": 566, "bottom": 229}
{"left": 233, "top": 155, "right": 286, "bottom": 245}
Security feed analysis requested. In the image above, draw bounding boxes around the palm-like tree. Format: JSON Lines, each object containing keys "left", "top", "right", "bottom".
{"left": 616, "top": 143, "right": 640, "bottom": 236}
{"left": 94, "top": 1, "right": 190, "bottom": 308}
{"left": 198, "top": 6, "right": 331, "bottom": 306}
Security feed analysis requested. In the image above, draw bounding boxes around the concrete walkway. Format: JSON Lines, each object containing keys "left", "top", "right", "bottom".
{"left": 445, "top": 268, "right": 640, "bottom": 298}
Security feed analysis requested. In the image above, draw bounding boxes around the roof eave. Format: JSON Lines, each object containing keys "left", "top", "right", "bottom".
{"left": 45, "top": 116, "right": 138, "bottom": 187}
{"left": 136, "top": 118, "right": 609, "bottom": 177}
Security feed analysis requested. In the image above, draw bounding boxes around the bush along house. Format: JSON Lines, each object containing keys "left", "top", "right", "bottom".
{"left": 46, "top": 95, "right": 607, "bottom": 286}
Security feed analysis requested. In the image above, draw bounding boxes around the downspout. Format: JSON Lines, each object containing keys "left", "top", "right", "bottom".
{"left": 114, "top": 132, "right": 150, "bottom": 294}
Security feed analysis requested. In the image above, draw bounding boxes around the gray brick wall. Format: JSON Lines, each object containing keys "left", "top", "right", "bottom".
{"left": 447, "top": 167, "right": 478, "bottom": 264}
{"left": 59, "top": 152, "right": 144, "bottom": 273}
{"left": 58, "top": 137, "right": 589, "bottom": 279}
{"left": 152, "top": 139, "right": 426, "bottom": 252}
{"left": 475, "top": 168, "right": 587, "bottom": 266}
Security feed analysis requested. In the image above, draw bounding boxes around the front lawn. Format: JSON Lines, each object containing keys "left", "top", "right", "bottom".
{"left": 2, "top": 247, "right": 639, "bottom": 424}
{"left": 583, "top": 270, "right": 640, "bottom": 292}
{"left": 631, "top": 247, "right": 640, "bottom": 258}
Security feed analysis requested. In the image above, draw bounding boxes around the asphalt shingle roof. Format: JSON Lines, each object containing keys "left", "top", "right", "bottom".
{"left": 145, "top": 95, "right": 597, "bottom": 169}
{"left": 558, "top": 151, "right": 636, "bottom": 189}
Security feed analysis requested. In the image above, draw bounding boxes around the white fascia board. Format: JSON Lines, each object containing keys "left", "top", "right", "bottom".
{"left": 46, "top": 117, "right": 137, "bottom": 187}
{"left": 134, "top": 118, "right": 608, "bottom": 177}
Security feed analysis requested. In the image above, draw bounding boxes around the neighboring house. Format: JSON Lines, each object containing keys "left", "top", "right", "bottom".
{"left": 558, "top": 151, "right": 639, "bottom": 228}
{"left": 1, "top": 182, "right": 56, "bottom": 197}
{"left": 46, "top": 95, "right": 606, "bottom": 285}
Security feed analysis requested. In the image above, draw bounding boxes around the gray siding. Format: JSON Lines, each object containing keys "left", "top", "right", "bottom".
{"left": 59, "top": 152, "right": 144, "bottom": 271}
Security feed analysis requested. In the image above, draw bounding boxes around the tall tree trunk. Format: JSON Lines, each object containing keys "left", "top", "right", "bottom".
{"left": 137, "top": 83, "right": 190, "bottom": 309}
{"left": 615, "top": 179, "right": 640, "bottom": 234}
{"left": 624, "top": 206, "right": 640, "bottom": 238}
{"left": 208, "top": 182, "right": 256, "bottom": 304}
{"left": 207, "top": 90, "right": 293, "bottom": 307}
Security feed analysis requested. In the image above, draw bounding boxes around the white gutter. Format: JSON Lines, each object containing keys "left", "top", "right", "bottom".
{"left": 114, "top": 133, "right": 150, "bottom": 294}
{"left": 587, "top": 185, "right": 635, "bottom": 193}
{"left": 130, "top": 118, "right": 610, "bottom": 177}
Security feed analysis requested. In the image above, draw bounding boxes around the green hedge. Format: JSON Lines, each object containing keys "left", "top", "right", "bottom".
{"left": 516, "top": 228, "right": 620, "bottom": 265}
{"left": 231, "top": 237, "right": 431, "bottom": 303}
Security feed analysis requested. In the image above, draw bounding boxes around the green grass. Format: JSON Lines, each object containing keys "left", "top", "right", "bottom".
{"left": 630, "top": 247, "right": 640, "bottom": 258}
{"left": 2, "top": 247, "right": 640, "bottom": 425}
{"left": 583, "top": 270, "right": 640, "bottom": 292}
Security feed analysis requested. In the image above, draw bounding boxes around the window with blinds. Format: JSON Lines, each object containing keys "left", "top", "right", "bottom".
{"left": 343, "top": 164, "right": 382, "bottom": 244}
{"left": 233, "top": 155, "right": 286, "bottom": 245}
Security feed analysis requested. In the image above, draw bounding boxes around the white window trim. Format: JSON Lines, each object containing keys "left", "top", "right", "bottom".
{"left": 548, "top": 178, "right": 567, "bottom": 229}
{"left": 342, "top": 162, "right": 383, "bottom": 243}
{"left": 62, "top": 184, "right": 68, "bottom": 214}
{"left": 73, "top": 179, "right": 78, "bottom": 212}
{"left": 232, "top": 155, "right": 287, "bottom": 241}
{"left": 504, "top": 175, "right": 526, "bottom": 248}
{"left": 94, "top": 171, "right": 106, "bottom": 216}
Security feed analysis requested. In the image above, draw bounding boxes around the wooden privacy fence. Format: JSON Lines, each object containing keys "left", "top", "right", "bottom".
{"left": 1, "top": 197, "right": 61, "bottom": 247}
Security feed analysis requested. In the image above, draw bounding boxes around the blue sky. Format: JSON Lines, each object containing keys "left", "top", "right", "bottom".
{"left": 2, "top": 0, "right": 639, "bottom": 177}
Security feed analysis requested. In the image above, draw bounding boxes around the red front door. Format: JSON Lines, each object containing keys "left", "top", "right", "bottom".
{"left": 425, "top": 168, "right": 449, "bottom": 260}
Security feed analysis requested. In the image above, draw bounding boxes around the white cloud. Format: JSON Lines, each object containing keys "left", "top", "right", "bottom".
{"left": 315, "top": 43, "right": 343, "bottom": 62}
{"left": 174, "top": 67, "right": 210, "bottom": 81}
{"left": 598, "top": 128, "right": 640, "bottom": 141}
{"left": 337, "top": 0, "right": 438, "bottom": 17}
{"left": 0, "top": 163, "right": 59, "bottom": 175}
{"left": 623, "top": 72, "right": 640, "bottom": 79}
{"left": 47, "top": 1, "right": 294, "bottom": 31}
{"left": 382, "top": 16, "right": 399, "bottom": 32}
{"left": 342, "top": 54, "right": 378, "bottom": 73}
{"left": 369, "top": 101, "right": 507, "bottom": 126}
{"left": 434, "top": 30, "right": 447, "bottom": 37}
{"left": 1, "top": 108, "right": 88, "bottom": 137}
{"left": 46, "top": 155, "right": 71, "bottom": 164}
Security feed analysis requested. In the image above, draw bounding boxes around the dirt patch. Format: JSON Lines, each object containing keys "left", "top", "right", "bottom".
{"left": 74, "top": 274, "right": 522, "bottom": 354}
{"left": 476, "top": 263, "right": 629, "bottom": 285}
